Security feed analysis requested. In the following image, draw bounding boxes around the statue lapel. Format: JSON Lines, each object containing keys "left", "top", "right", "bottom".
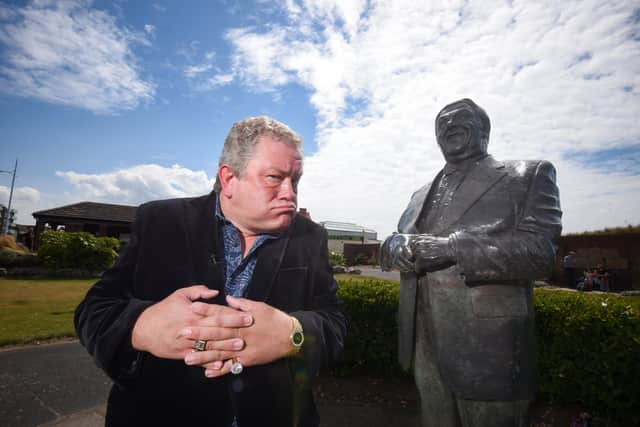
{"left": 433, "top": 157, "right": 507, "bottom": 234}
{"left": 398, "top": 171, "right": 442, "bottom": 233}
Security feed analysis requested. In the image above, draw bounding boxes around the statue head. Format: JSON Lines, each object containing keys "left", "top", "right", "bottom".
{"left": 435, "top": 98, "right": 491, "bottom": 164}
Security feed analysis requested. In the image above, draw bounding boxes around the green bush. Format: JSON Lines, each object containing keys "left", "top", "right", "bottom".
{"left": 335, "top": 278, "right": 403, "bottom": 376}
{"left": 0, "top": 248, "right": 42, "bottom": 267}
{"left": 535, "top": 290, "right": 640, "bottom": 421}
{"left": 334, "top": 279, "right": 640, "bottom": 421}
{"left": 38, "top": 231, "right": 119, "bottom": 272}
{"left": 329, "top": 251, "right": 345, "bottom": 267}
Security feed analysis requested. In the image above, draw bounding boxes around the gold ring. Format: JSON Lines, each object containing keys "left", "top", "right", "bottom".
{"left": 193, "top": 339, "right": 207, "bottom": 352}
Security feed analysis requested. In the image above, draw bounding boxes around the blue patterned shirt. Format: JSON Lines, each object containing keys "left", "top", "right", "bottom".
{"left": 215, "top": 197, "right": 279, "bottom": 297}
{"left": 216, "top": 197, "right": 280, "bottom": 427}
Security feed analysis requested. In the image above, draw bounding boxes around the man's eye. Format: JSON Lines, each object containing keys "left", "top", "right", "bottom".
{"left": 266, "top": 175, "right": 282, "bottom": 182}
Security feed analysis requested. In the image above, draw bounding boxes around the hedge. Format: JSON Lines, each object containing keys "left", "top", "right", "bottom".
{"left": 335, "top": 278, "right": 640, "bottom": 421}
{"left": 535, "top": 290, "right": 640, "bottom": 421}
{"left": 335, "top": 278, "right": 401, "bottom": 376}
{"left": 0, "top": 248, "right": 41, "bottom": 268}
{"left": 38, "top": 231, "right": 119, "bottom": 272}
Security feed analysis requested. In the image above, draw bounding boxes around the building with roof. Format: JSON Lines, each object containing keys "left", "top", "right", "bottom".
{"left": 318, "top": 221, "right": 379, "bottom": 254}
{"left": 32, "top": 202, "right": 137, "bottom": 248}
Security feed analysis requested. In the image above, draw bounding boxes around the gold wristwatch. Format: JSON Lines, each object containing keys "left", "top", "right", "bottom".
{"left": 289, "top": 316, "right": 304, "bottom": 355}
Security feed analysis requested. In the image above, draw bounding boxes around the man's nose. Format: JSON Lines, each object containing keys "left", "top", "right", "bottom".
{"left": 278, "top": 178, "right": 297, "bottom": 201}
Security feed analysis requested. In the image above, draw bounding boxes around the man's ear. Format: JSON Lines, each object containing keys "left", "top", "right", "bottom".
{"left": 218, "top": 165, "right": 236, "bottom": 197}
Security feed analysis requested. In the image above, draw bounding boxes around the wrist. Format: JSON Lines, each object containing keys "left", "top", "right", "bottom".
{"left": 131, "top": 307, "right": 152, "bottom": 352}
{"left": 287, "top": 315, "right": 304, "bottom": 356}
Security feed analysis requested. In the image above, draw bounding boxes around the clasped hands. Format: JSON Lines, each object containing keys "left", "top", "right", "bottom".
{"left": 131, "top": 285, "right": 294, "bottom": 378}
{"left": 380, "top": 233, "right": 456, "bottom": 274}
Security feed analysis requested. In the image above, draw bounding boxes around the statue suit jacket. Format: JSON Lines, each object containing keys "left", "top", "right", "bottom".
{"left": 75, "top": 191, "right": 347, "bottom": 427}
{"left": 397, "top": 155, "right": 561, "bottom": 400}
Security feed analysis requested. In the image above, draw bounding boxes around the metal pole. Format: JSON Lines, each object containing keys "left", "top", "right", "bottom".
{"left": 2, "top": 159, "right": 17, "bottom": 236}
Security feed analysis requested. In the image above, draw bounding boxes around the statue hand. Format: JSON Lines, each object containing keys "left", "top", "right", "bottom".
{"left": 380, "top": 233, "right": 415, "bottom": 273}
{"left": 411, "top": 235, "right": 456, "bottom": 274}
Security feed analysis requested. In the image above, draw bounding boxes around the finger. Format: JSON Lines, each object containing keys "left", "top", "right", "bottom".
{"left": 204, "top": 359, "right": 233, "bottom": 378}
{"left": 226, "top": 295, "right": 255, "bottom": 312}
{"left": 191, "top": 300, "right": 245, "bottom": 318}
{"left": 202, "top": 360, "right": 224, "bottom": 370}
{"left": 200, "top": 337, "right": 244, "bottom": 351}
{"left": 184, "top": 349, "right": 238, "bottom": 366}
{"left": 401, "top": 246, "right": 413, "bottom": 260}
{"left": 194, "top": 311, "right": 253, "bottom": 328}
{"left": 179, "top": 326, "right": 242, "bottom": 342}
{"left": 398, "top": 260, "right": 414, "bottom": 272}
{"left": 180, "top": 285, "right": 219, "bottom": 301}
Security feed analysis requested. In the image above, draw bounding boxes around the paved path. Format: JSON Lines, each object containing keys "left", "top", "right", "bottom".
{"left": 1, "top": 342, "right": 418, "bottom": 427}
{"left": 0, "top": 342, "right": 111, "bottom": 427}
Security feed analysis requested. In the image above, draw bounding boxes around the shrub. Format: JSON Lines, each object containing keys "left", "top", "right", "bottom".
{"left": 335, "top": 278, "right": 403, "bottom": 376}
{"left": 328, "top": 251, "right": 345, "bottom": 267}
{"left": 0, "top": 247, "right": 41, "bottom": 267}
{"left": 351, "top": 253, "right": 370, "bottom": 266}
{"left": 334, "top": 280, "right": 640, "bottom": 422}
{"left": 38, "top": 231, "right": 119, "bottom": 272}
{"left": 535, "top": 290, "right": 640, "bottom": 421}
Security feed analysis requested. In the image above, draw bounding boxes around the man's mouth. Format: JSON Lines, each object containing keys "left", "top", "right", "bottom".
{"left": 272, "top": 204, "right": 296, "bottom": 212}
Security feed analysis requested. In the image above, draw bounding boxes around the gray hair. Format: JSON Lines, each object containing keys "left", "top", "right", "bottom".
{"left": 214, "top": 116, "right": 303, "bottom": 192}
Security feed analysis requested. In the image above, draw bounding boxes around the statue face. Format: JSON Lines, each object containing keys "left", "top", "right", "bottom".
{"left": 435, "top": 103, "right": 487, "bottom": 163}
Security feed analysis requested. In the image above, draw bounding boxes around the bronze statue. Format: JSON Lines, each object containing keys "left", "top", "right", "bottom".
{"left": 381, "top": 99, "right": 562, "bottom": 426}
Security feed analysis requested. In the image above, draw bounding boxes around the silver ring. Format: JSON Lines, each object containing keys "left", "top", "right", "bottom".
{"left": 193, "top": 339, "right": 207, "bottom": 352}
{"left": 231, "top": 358, "right": 243, "bottom": 375}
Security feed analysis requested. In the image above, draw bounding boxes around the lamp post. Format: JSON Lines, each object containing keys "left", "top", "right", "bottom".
{"left": 1, "top": 159, "right": 18, "bottom": 236}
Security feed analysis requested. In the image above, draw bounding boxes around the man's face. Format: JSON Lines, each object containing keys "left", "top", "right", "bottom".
{"left": 223, "top": 135, "right": 303, "bottom": 234}
{"left": 435, "top": 104, "right": 486, "bottom": 163}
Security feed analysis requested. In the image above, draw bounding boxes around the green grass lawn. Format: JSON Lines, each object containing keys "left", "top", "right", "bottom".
{"left": 0, "top": 277, "right": 95, "bottom": 346}
{"left": 334, "top": 273, "right": 399, "bottom": 284}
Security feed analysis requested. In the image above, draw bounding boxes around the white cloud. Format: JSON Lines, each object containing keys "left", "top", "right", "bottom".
{"left": 0, "top": 185, "right": 42, "bottom": 224}
{"left": 0, "top": 0, "right": 155, "bottom": 113}
{"left": 55, "top": 164, "right": 214, "bottom": 205}
{"left": 206, "top": 72, "right": 235, "bottom": 88}
{"left": 144, "top": 24, "right": 156, "bottom": 37}
{"left": 227, "top": 0, "right": 640, "bottom": 237}
{"left": 181, "top": 46, "right": 235, "bottom": 91}
{"left": 184, "top": 63, "right": 213, "bottom": 78}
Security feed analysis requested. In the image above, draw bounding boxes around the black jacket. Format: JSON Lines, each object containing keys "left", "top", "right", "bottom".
{"left": 75, "top": 191, "right": 347, "bottom": 426}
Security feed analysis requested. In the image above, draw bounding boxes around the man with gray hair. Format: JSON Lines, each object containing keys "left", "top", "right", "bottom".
{"left": 75, "top": 116, "right": 347, "bottom": 426}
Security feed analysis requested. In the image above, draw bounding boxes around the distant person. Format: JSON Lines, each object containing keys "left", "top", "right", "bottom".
{"left": 564, "top": 251, "right": 577, "bottom": 288}
{"left": 596, "top": 264, "right": 609, "bottom": 291}
{"left": 75, "top": 116, "right": 347, "bottom": 426}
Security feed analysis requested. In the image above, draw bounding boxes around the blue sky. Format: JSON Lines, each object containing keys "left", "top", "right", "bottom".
{"left": 1, "top": 0, "right": 639, "bottom": 237}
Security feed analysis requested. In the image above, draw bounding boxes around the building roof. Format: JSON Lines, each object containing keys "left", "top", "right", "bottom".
{"left": 319, "top": 221, "right": 376, "bottom": 234}
{"left": 32, "top": 201, "right": 137, "bottom": 223}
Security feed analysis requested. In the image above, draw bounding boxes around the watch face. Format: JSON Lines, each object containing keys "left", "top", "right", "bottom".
{"left": 292, "top": 331, "right": 304, "bottom": 346}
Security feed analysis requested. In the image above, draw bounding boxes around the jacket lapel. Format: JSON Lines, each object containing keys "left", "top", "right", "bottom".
{"left": 434, "top": 156, "right": 506, "bottom": 234}
{"left": 184, "top": 191, "right": 225, "bottom": 293}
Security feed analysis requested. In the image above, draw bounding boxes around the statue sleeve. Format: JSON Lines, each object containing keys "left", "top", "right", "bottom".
{"left": 450, "top": 160, "right": 562, "bottom": 282}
